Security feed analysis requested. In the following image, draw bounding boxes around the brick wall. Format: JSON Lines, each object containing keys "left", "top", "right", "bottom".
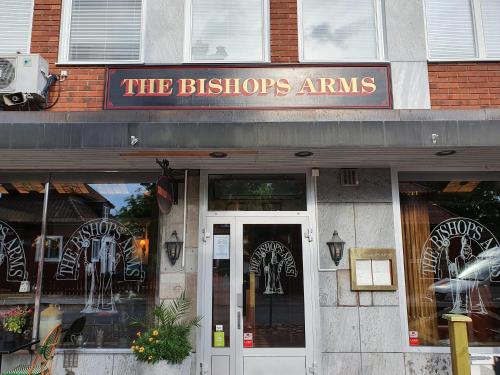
{"left": 31, "top": 0, "right": 105, "bottom": 111}
{"left": 429, "top": 63, "right": 500, "bottom": 109}
{"left": 270, "top": 0, "right": 299, "bottom": 63}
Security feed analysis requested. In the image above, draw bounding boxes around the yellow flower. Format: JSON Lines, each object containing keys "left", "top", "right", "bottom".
{"left": 132, "top": 340, "right": 136, "bottom": 344}
{"left": 152, "top": 330, "right": 159, "bottom": 336}
{"left": 139, "top": 347, "right": 145, "bottom": 353}
{"left": 136, "top": 331, "right": 141, "bottom": 337}
{"left": 149, "top": 338, "right": 153, "bottom": 342}
{"left": 148, "top": 356, "right": 153, "bottom": 361}
{"left": 155, "top": 340, "right": 159, "bottom": 344}
{"left": 131, "top": 346, "right": 135, "bottom": 351}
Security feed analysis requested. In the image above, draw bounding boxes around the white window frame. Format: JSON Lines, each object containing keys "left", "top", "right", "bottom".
{"left": 391, "top": 167, "right": 500, "bottom": 354}
{"left": 184, "top": 0, "right": 270, "bottom": 64}
{"left": 57, "top": 0, "right": 146, "bottom": 65}
{"left": 423, "top": 0, "right": 499, "bottom": 62}
{"left": 35, "top": 235, "right": 63, "bottom": 263}
{"left": 298, "top": 0, "right": 386, "bottom": 63}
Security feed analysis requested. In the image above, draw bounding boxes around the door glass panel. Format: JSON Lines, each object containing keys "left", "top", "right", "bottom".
{"left": 208, "top": 175, "right": 307, "bottom": 211}
{"left": 212, "top": 224, "right": 231, "bottom": 347}
{"left": 243, "top": 224, "right": 305, "bottom": 348}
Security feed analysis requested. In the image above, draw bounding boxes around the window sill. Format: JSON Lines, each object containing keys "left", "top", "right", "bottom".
{"left": 428, "top": 58, "right": 500, "bottom": 63}
{"left": 55, "top": 348, "right": 132, "bottom": 354}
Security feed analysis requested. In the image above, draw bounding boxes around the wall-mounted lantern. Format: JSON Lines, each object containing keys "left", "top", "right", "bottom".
{"left": 326, "top": 230, "right": 345, "bottom": 266}
{"left": 165, "top": 231, "right": 183, "bottom": 266}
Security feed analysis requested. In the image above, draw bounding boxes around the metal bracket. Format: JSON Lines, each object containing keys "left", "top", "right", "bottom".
{"left": 304, "top": 228, "right": 314, "bottom": 242}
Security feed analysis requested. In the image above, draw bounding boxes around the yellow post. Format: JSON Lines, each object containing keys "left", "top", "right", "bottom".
{"left": 443, "top": 314, "right": 472, "bottom": 375}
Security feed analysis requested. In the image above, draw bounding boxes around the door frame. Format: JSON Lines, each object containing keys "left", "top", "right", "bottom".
{"left": 196, "top": 170, "right": 321, "bottom": 375}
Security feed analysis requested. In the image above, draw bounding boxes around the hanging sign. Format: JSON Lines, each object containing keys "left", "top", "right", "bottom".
{"left": 214, "top": 331, "right": 225, "bottom": 347}
{"left": 105, "top": 65, "right": 392, "bottom": 110}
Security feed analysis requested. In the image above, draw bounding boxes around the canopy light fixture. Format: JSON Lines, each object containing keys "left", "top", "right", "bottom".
{"left": 435, "top": 150, "right": 456, "bottom": 157}
{"left": 209, "top": 152, "right": 228, "bottom": 158}
{"left": 294, "top": 151, "right": 314, "bottom": 157}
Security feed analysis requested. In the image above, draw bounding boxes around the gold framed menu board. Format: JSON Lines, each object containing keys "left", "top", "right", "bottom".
{"left": 349, "top": 248, "right": 398, "bottom": 291}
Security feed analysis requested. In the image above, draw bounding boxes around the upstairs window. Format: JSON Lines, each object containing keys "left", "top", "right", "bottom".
{"left": 60, "top": 0, "right": 143, "bottom": 63}
{"left": 0, "top": 0, "right": 34, "bottom": 54}
{"left": 425, "top": 0, "right": 500, "bottom": 60}
{"left": 188, "top": 0, "right": 269, "bottom": 62}
{"left": 299, "top": 0, "right": 384, "bottom": 61}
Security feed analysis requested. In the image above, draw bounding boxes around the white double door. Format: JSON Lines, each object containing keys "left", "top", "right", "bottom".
{"left": 200, "top": 216, "right": 315, "bottom": 375}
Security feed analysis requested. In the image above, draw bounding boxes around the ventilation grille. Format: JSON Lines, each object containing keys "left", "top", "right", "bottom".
{"left": 340, "top": 169, "right": 359, "bottom": 186}
{"left": 0, "top": 58, "right": 16, "bottom": 91}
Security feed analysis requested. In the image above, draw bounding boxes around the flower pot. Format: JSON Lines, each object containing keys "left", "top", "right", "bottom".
{"left": 136, "top": 355, "right": 193, "bottom": 375}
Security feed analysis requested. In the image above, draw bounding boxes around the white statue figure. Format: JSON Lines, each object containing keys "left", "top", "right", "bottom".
{"left": 264, "top": 247, "right": 284, "bottom": 295}
{"left": 449, "top": 235, "right": 487, "bottom": 315}
{"left": 81, "top": 236, "right": 119, "bottom": 313}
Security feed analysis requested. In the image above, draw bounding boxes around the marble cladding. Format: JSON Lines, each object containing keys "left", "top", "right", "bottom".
{"left": 404, "top": 353, "right": 452, "bottom": 375}
{"left": 391, "top": 62, "right": 431, "bottom": 110}
{"left": 359, "top": 307, "right": 403, "bottom": 352}
{"left": 320, "top": 307, "right": 360, "bottom": 352}
{"left": 322, "top": 353, "right": 362, "bottom": 375}
{"left": 362, "top": 353, "right": 406, "bottom": 375}
{"left": 317, "top": 169, "right": 393, "bottom": 203}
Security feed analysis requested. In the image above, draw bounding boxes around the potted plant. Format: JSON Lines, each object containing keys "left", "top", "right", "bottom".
{"left": 131, "top": 292, "right": 201, "bottom": 375}
{"left": 0, "top": 306, "right": 33, "bottom": 339}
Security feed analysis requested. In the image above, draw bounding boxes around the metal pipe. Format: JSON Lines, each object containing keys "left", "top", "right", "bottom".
{"left": 32, "top": 181, "right": 51, "bottom": 341}
{"left": 181, "top": 169, "right": 188, "bottom": 269}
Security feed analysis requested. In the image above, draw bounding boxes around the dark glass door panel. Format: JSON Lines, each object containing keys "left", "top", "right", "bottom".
{"left": 242, "top": 224, "right": 305, "bottom": 348}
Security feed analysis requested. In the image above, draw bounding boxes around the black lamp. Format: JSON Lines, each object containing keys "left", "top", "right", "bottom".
{"left": 165, "top": 231, "right": 183, "bottom": 266}
{"left": 326, "top": 230, "right": 345, "bottom": 266}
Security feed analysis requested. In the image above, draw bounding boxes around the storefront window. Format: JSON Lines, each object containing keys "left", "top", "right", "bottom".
{"left": 399, "top": 174, "right": 500, "bottom": 347}
{"left": 0, "top": 181, "right": 45, "bottom": 336}
{"left": 0, "top": 176, "right": 159, "bottom": 349}
{"left": 42, "top": 180, "right": 158, "bottom": 348}
{"left": 208, "top": 174, "right": 307, "bottom": 211}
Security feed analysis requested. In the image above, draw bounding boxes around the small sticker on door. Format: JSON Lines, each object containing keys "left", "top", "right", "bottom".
{"left": 243, "top": 332, "right": 253, "bottom": 348}
{"left": 214, "top": 331, "right": 225, "bottom": 347}
{"left": 216, "top": 325, "right": 223, "bottom": 332}
{"left": 409, "top": 331, "right": 420, "bottom": 346}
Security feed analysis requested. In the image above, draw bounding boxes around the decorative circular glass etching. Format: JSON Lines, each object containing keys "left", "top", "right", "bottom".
{"left": 56, "top": 211, "right": 144, "bottom": 314}
{"left": 249, "top": 241, "right": 298, "bottom": 295}
{"left": 0, "top": 220, "right": 27, "bottom": 282}
{"left": 421, "top": 217, "right": 500, "bottom": 315}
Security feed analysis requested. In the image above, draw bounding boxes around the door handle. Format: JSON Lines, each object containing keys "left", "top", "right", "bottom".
{"left": 237, "top": 311, "right": 241, "bottom": 330}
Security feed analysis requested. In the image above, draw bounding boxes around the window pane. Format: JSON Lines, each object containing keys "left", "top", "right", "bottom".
{"left": 208, "top": 175, "right": 307, "bottom": 211}
{"left": 212, "top": 224, "right": 230, "bottom": 347}
{"left": 302, "top": 0, "right": 378, "bottom": 60}
{"left": 0, "top": 0, "right": 33, "bottom": 54}
{"left": 399, "top": 178, "right": 500, "bottom": 346}
{"left": 69, "top": 0, "right": 142, "bottom": 61}
{"left": 0, "top": 181, "right": 45, "bottom": 337}
{"left": 42, "top": 181, "right": 158, "bottom": 348}
{"left": 425, "top": 0, "right": 477, "bottom": 59}
{"left": 243, "top": 224, "right": 305, "bottom": 348}
{"left": 191, "top": 0, "right": 265, "bottom": 61}
{"left": 480, "top": 0, "right": 500, "bottom": 58}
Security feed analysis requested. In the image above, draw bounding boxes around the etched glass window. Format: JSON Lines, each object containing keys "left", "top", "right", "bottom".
{"left": 41, "top": 180, "right": 158, "bottom": 348}
{"left": 0, "top": 181, "right": 45, "bottom": 337}
{"left": 399, "top": 173, "right": 500, "bottom": 346}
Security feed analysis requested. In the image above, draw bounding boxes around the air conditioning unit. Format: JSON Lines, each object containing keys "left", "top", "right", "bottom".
{"left": 0, "top": 54, "right": 49, "bottom": 105}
